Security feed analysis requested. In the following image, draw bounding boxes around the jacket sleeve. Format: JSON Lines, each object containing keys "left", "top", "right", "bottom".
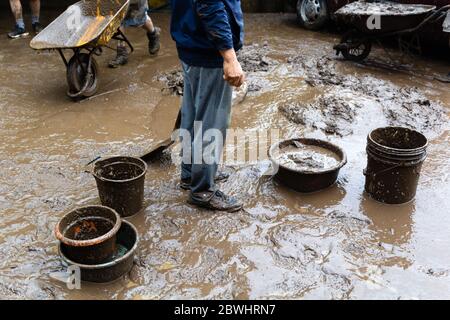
{"left": 195, "top": 0, "right": 234, "bottom": 51}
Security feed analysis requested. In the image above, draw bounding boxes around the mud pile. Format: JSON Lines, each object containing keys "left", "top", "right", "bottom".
{"left": 282, "top": 56, "right": 446, "bottom": 136}
{"left": 156, "top": 43, "right": 275, "bottom": 96}
{"left": 237, "top": 42, "right": 273, "bottom": 73}
{"left": 335, "top": 1, "right": 434, "bottom": 16}
{"left": 156, "top": 69, "right": 184, "bottom": 96}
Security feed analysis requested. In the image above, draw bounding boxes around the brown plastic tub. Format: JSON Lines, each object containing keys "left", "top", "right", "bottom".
{"left": 55, "top": 205, "right": 121, "bottom": 265}
{"left": 269, "top": 138, "right": 347, "bottom": 193}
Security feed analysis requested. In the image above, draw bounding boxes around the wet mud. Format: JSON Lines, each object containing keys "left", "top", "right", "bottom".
{"left": 0, "top": 13, "right": 449, "bottom": 300}
{"left": 157, "top": 42, "right": 275, "bottom": 96}
{"left": 335, "top": 2, "right": 435, "bottom": 16}
{"left": 281, "top": 56, "right": 446, "bottom": 136}
{"left": 275, "top": 142, "right": 340, "bottom": 172}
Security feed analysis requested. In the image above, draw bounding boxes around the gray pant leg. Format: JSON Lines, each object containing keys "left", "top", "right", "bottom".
{"left": 179, "top": 62, "right": 232, "bottom": 194}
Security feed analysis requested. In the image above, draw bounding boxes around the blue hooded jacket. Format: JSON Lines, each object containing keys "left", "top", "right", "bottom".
{"left": 170, "top": 0, "right": 244, "bottom": 68}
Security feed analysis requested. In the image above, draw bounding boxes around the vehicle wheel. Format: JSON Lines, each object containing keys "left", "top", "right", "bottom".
{"left": 66, "top": 53, "right": 99, "bottom": 98}
{"left": 296, "top": 0, "right": 329, "bottom": 30}
{"left": 340, "top": 33, "right": 372, "bottom": 62}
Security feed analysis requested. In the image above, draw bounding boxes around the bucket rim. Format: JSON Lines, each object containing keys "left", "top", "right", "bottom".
{"left": 55, "top": 205, "right": 121, "bottom": 247}
{"left": 93, "top": 156, "right": 148, "bottom": 183}
{"left": 368, "top": 126, "right": 428, "bottom": 154}
{"left": 268, "top": 138, "right": 347, "bottom": 175}
{"left": 58, "top": 220, "right": 139, "bottom": 270}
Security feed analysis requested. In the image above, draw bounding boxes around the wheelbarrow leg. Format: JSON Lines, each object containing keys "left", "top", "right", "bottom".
{"left": 57, "top": 49, "right": 68, "bottom": 67}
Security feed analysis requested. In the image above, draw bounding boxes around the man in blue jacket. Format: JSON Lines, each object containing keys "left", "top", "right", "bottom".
{"left": 171, "top": 0, "right": 245, "bottom": 212}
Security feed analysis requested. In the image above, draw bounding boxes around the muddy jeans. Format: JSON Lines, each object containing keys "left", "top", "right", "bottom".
{"left": 180, "top": 62, "right": 232, "bottom": 194}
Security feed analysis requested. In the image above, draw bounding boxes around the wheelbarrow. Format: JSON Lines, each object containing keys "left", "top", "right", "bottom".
{"left": 30, "top": 0, "right": 133, "bottom": 99}
{"left": 333, "top": 1, "right": 450, "bottom": 61}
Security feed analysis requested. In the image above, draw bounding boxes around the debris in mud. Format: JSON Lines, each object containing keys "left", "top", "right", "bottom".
{"left": 279, "top": 91, "right": 361, "bottom": 136}
{"left": 275, "top": 142, "right": 340, "bottom": 171}
{"left": 156, "top": 43, "right": 275, "bottom": 96}
{"left": 284, "top": 55, "right": 447, "bottom": 136}
{"left": 237, "top": 42, "right": 273, "bottom": 73}
{"left": 335, "top": 1, "right": 434, "bottom": 16}
{"left": 156, "top": 69, "right": 184, "bottom": 96}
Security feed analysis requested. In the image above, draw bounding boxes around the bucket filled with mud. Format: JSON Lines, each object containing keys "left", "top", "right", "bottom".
{"left": 364, "top": 126, "right": 428, "bottom": 204}
{"left": 55, "top": 206, "right": 121, "bottom": 265}
{"left": 93, "top": 156, "right": 148, "bottom": 217}
{"left": 269, "top": 138, "right": 347, "bottom": 193}
{"left": 59, "top": 220, "right": 139, "bottom": 283}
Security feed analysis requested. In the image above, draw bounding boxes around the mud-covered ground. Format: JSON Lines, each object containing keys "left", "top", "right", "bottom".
{"left": 0, "top": 13, "right": 449, "bottom": 300}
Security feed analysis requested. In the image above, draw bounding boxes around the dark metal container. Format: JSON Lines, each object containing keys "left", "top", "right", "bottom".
{"left": 364, "top": 127, "right": 428, "bottom": 204}
{"left": 93, "top": 156, "right": 147, "bottom": 217}
{"left": 55, "top": 206, "right": 121, "bottom": 265}
{"left": 59, "top": 220, "right": 139, "bottom": 283}
{"left": 269, "top": 138, "right": 347, "bottom": 193}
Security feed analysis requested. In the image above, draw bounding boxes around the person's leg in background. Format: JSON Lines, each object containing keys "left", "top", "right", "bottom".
{"left": 109, "top": 26, "right": 129, "bottom": 68}
{"left": 142, "top": 15, "right": 161, "bottom": 55}
{"left": 8, "top": 0, "right": 29, "bottom": 39}
{"left": 109, "top": 0, "right": 160, "bottom": 68}
{"left": 29, "top": 0, "right": 42, "bottom": 33}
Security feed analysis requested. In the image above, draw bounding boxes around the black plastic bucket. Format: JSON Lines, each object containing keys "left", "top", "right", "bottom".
{"left": 55, "top": 205, "right": 121, "bottom": 265}
{"left": 364, "top": 127, "right": 428, "bottom": 204}
{"left": 59, "top": 220, "right": 139, "bottom": 283}
{"left": 93, "top": 156, "right": 147, "bottom": 217}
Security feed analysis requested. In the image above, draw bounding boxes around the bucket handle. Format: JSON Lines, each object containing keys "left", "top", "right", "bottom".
{"left": 84, "top": 156, "right": 101, "bottom": 174}
{"left": 363, "top": 163, "right": 402, "bottom": 178}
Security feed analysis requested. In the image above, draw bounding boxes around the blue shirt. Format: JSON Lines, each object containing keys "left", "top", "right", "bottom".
{"left": 170, "top": 0, "right": 244, "bottom": 68}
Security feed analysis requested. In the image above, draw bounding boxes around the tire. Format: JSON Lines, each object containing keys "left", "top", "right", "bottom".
{"left": 296, "top": 0, "right": 329, "bottom": 30}
{"left": 340, "top": 33, "right": 372, "bottom": 62}
{"left": 66, "top": 53, "right": 99, "bottom": 98}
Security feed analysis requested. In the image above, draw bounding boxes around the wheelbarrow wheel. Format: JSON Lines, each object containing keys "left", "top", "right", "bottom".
{"left": 340, "top": 33, "right": 372, "bottom": 62}
{"left": 66, "top": 53, "right": 99, "bottom": 99}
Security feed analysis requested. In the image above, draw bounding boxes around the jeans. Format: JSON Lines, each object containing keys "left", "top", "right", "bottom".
{"left": 180, "top": 62, "right": 232, "bottom": 194}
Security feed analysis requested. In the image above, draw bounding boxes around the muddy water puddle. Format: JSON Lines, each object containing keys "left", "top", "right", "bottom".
{"left": 0, "top": 13, "right": 449, "bottom": 299}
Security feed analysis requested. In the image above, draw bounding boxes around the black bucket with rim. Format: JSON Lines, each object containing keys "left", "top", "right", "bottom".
{"left": 364, "top": 127, "right": 428, "bottom": 204}
{"left": 55, "top": 205, "right": 121, "bottom": 265}
{"left": 93, "top": 156, "right": 147, "bottom": 217}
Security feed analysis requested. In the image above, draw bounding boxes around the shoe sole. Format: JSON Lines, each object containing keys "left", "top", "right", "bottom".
{"left": 108, "top": 61, "right": 128, "bottom": 69}
{"left": 8, "top": 32, "right": 29, "bottom": 39}
{"left": 187, "top": 199, "right": 243, "bottom": 213}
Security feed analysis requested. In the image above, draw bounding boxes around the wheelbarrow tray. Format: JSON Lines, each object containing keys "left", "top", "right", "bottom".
{"left": 30, "top": 0, "right": 130, "bottom": 50}
{"left": 335, "top": 1, "right": 436, "bottom": 35}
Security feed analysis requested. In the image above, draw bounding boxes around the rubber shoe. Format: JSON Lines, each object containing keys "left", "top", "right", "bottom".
{"left": 109, "top": 46, "right": 129, "bottom": 68}
{"left": 180, "top": 172, "right": 230, "bottom": 190}
{"left": 32, "top": 22, "right": 43, "bottom": 34}
{"left": 147, "top": 27, "right": 161, "bottom": 55}
{"left": 188, "top": 190, "right": 243, "bottom": 213}
{"left": 8, "top": 25, "right": 29, "bottom": 39}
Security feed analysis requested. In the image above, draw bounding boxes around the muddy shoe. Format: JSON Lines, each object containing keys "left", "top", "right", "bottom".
{"left": 8, "top": 25, "right": 29, "bottom": 39}
{"left": 188, "top": 190, "right": 243, "bottom": 212}
{"left": 180, "top": 172, "right": 230, "bottom": 190}
{"left": 147, "top": 27, "right": 161, "bottom": 55}
{"left": 108, "top": 46, "right": 129, "bottom": 68}
{"left": 32, "top": 22, "right": 43, "bottom": 34}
